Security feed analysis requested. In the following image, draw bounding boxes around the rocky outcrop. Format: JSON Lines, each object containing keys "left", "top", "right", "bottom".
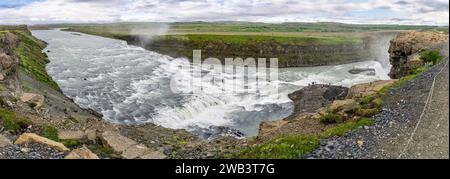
{"left": 20, "top": 92, "right": 45, "bottom": 108}
{"left": 100, "top": 131, "right": 167, "bottom": 159}
{"left": 0, "top": 32, "right": 20, "bottom": 85}
{"left": 58, "top": 130, "right": 86, "bottom": 140}
{"left": 65, "top": 146, "right": 99, "bottom": 159}
{"left": 14, "top": 133, "right": 70, "bottom": 152}
{"left": 388, "top": 31, "right": 448, "bottom": 79}
{"left": 138, "top": 37, "right": 373, "bottom": 68}
{"left": 287, "top": 84, "right": 349, "bottom": 118}
{"left": 346, "top": 80, "right": 397, "bottom": 99}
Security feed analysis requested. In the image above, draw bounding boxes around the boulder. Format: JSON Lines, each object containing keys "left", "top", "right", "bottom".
{"left": 14, "top": 133, "right": 70, "bottom": 152}
{"left": 287, "top": 84, "right": 349, "bottom": 118}
{"left": 85, "top": 129, "right": 98, "bottom": 142}
{"left": 58, "top": 130, "right": 86, "bottom": 140}
{"left": 0, "top": 134, "right": 12, "bottom": 147}
{"left": 121, "top": 145, "right": 149, "bottom": 159}
{"left": 389, "top": 31, "right": 448, "bottom": 79}
{"left": 65, "top": 146, "right": 99, "bottom": 159}
{"left": 100, "top": 131, "right": 137, "bottom": 153}
{"left": 99, "top": 131, "right": 167, "bottom": 159}
{"left": 346, "top": 80, "right": 397, "bottom": 99}
{"left": 329, "top": 99, "right": 358, "bottom": 113}
{"left": 140, "top": 150, "right": 168, "bottom": 159}
{"left": 20, "top": 93, "right": 45, "bottom": 108}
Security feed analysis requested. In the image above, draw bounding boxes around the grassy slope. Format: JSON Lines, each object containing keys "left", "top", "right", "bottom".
{"left": 12, "top": 31, "right": 60, "bottom": 91}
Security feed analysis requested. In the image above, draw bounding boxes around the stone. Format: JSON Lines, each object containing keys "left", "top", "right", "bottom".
{"left": 100, "top": 131, "right": 137, "bottom": 153}
{"left": 85, "top": 129, "right": 98, "bottom": 142}
{"left": 121, "top": 145, "right": 148, "bottom": 159}
{"left": 288, "top": 84, "right": 349, "bottom": 117}
{"left": 357, "top": 140, "right": 365, "bottom": 148}
{"left": 140, "top": 150, "right": 168, "bottom": 159}
{"left": 258, "top": 120, "right": 289, "bottom": 135}
{"left": 0, "top": 134, "right": 12, "bottom": 147}
{"left": 329, "top": 99, "right": 358, "bottom": 113}
{"left": 20, "top": 92, "right": 45, "bottom": 108}
{"left": 65, "top": 146, "right": 99, "bottom": 159}
{"left": 58, "top": 130, "right": 86, "bottom": 140}
{"left": 14, "top": 133, "right": 70, "bottom": 152}
{"left": 346, "top": 80, "right": 397, "bottom": 99}
{"left": 20, "top": 147, "right": 31, "bottom": 153}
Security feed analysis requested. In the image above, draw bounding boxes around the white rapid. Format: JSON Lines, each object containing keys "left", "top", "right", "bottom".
{"left": 32, "top": 30, "right": 391, "bottom": 138}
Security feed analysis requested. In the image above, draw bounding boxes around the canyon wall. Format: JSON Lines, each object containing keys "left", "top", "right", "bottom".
{"left": 388, "top": 31, "right": 448, "bottom": 79}
{"left": 106, "top": 34, "right": 383, "bottom": 68}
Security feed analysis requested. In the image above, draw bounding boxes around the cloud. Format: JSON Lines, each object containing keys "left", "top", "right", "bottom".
{"left": 0, "top": 0, "right": 448, "bottom": 25}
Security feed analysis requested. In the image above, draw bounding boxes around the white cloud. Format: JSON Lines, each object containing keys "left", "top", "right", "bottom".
{"left": 0, "top": 0, "right": 448, "bottom": 25}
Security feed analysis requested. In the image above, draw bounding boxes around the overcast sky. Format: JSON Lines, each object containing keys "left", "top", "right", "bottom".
{"left": 0, "top": 0, "right": 448, "bottom": 25}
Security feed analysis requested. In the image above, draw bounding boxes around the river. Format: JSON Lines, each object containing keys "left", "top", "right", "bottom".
{"left": 32, "top": 30, "right": 391, "bottom": 138}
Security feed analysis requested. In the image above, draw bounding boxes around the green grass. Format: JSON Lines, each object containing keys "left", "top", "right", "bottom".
{"left": 12, "top": 31, "right": 60, "bottom": 90}
{"left": 0, "top": 108, "right": 32, "bottom": 132}
{"left": 236, "top": 135, "right": 320, "bottom": 159}
{"left": 48, "top": 22, "right": 447, "bottom": 34}
{"left": 42, "top": 125, "right": 59, "bottom": 141}
{"left": 319, "top": 113, "right": 341, "bottom": 124}
{"left": 233, "top": 118, "right": 374, "bottom": 159}
{"left": 420, "top": 50, "right": 443, "bottom": 65}
{"left": 320, "top": 118, "right": 374, "bottom": 139}
{"left": 162, "top": 34, "right": 363, "bottom": 46}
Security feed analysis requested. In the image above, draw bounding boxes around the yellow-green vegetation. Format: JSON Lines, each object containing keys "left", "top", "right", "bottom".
{"left": 320, "top": 118, "right": 374, "bottom": 139}
{"left": 41, "top": 125, "right": 82, "bottom": 147}
{"left": 236, "top": 135, "right": 320, "bottom": 159}
{"left": 51, "top": 22, "right": 446, "bottom": 34}
{"left": 42, "top": 125, "right": 59, "bottom": 141}
{"left": 319, "top": 112, "right": 341, "bottom": 124}
{"left": 88, "top": 144, "right": 115, "bottom": 157}
{"left": 234, "top": 118, "right": 373, "bottom": 159}
{"left": 12, "top": 31, "right": 60, "bottom": 90}
{"left": 0, "top": 107, "right": 32, "bottom": 133}
{"left": 162, "top": 34, "right": 363, "bottom": 46}
{"left": 420, "top": 49, "right": 443, "bottom": 65}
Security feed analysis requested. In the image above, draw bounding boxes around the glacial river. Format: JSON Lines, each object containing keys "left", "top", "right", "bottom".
{"left": 33, "top": 30, "right": 391, "bottom": 138}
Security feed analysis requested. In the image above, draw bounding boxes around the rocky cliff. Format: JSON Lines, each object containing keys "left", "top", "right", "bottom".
{"left": 0, "top": 31, "right": 21, "bottom": 91}
{"left": 388, "top": 31, "right": 448, "bottom": 78}
{"left": 116, "top": 35, "right": 380, "bottom": 67}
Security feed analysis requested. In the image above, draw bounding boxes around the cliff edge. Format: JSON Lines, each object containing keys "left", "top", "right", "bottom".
{"left": 388, "top": 31, "right": 448, "bottom": 79}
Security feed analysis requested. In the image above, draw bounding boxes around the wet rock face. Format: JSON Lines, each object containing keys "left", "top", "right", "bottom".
{"left": 287, "top": 84, "right": 349, "bottom": 118}
{"left": 388, "top": 31, "right": 448, "bottom": 79}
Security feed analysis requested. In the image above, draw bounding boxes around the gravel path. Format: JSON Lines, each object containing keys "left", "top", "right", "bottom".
{"left": 0, "top": 141, "right": 65, "bottom": 159}
{"left": 307, "top": 44, "right": 449, "bottom": 159}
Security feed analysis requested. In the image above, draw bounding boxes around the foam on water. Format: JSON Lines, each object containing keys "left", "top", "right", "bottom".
{"left": 33, "top": 30, "right": 391, "bottom": 137}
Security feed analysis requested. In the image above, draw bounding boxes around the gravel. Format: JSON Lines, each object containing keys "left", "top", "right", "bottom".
{"left": 0, "top": 133, "right": 66, "bottom": 159}
{"left": 0, "top": 143, "right": 66, "bottom": 159}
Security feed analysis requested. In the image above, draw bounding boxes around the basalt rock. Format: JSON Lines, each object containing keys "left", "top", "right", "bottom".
{"left": 0, "top": 32, "right": 20, "bottom": 82}
{"left": 287, "top": 84, "right": 349, "bottom": 119}
{"left": 388, "top": 31, "right": 448, "bottom": 79}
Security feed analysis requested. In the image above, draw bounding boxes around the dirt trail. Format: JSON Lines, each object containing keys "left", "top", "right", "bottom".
{"left": 395, "top": 44, "right": 449, "bottom": 159}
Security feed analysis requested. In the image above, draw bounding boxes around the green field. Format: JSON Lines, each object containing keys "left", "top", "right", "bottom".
{"left": 34, "top": 22, "right": 447, "bottom": 46}
{"left": 34, "top": 21, "right": 448, "bottom": 33}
